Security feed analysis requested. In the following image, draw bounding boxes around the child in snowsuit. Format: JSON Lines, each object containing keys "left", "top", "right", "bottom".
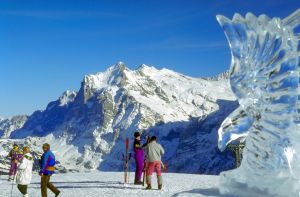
{"left": 145, "top": 136, "right": 165, "bottom": 190}
{"left": 8, "top": 144, "right": 23, "bottom": 181}
{"left": 40, "top": 143, "right": 60, "bottom": 197}
{"left": 16, "top": 146, "right": 34, "bottom": 197}
{"left": 133, "top": 132, "right": 145, "bottom": 185}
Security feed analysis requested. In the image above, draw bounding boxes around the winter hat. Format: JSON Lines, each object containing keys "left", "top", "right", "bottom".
{"left": 150, "top": 136, "right": 157, "bottom": 142}
{"left": 13, "top": 144, "right": 19, "bottom": 151}
{"left": 134, "top": 132, "right": 141, "bottom": 138}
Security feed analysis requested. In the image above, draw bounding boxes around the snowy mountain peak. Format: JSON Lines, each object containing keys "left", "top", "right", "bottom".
{"left": 59, "top": 90, "right": 77, "bottom": 106}
{"left": 78, "top": 63, "right": 130, "bottom": 103}
{"left": 137, "top": 64, "right": 157, "bottom": 72}
{"left": 206, "top": 71, "right": 230, "bottom": 81}
{"left": 83, "top": 62, "right": 129, "bottom": 88}
{"left": 107, "top": 61, "right": 128, "bottom": 75}
{"left": 115, "top": 61, "right": 126, "bottom": 68}
{"left": 76, "top": 64, "right": 235, "bottom": 120}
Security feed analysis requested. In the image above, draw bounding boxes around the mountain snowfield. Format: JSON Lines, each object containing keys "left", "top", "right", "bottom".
{"left": 0, "top": 172, "right": 221, "bottom": 197}
{"left": 0, "top": 62, "right": 237, "bottom": 174}
{"left": 0, "top": 115, "right": 28, "bottom": 138}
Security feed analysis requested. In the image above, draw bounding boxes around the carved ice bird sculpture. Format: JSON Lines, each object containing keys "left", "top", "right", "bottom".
{"left": 217, "top": 9, "right": 300, "bottom": 196}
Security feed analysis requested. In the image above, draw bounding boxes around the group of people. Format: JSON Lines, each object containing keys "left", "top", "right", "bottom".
{"left": 7, "top": 143, "right": 60, "bottom": 197}
{"left": 4, "top": 132, "right": 164, "bottom": 196}
{"left": 133, "top": 132, "right": 165, "bottom": 190}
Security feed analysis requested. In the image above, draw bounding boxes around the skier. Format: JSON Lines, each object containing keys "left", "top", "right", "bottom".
{"left": 133, "top": 132, "right": 145, "bottom": 185}
{"left": 40, "top": 143, "right": 60, "bottom": 197}
{"left": 145, "top": 136, "right": 165, "bottom": 190}
{"left": 8, "top": 144, "right": 23, "bottom": 181}
{"left": 16, "top": 146, "right": 34, "bottom": 197}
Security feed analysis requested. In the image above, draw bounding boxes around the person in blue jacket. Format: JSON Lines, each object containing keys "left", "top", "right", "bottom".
{"left": 39, "top": 143, "right": 60, "bottom": 197}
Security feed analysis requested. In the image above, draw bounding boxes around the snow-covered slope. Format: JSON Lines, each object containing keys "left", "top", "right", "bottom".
{"left": 0, "top": 115, "right": 28, "bottom": 138}
{"left": 205, "top": 71, "right": 230, "bottom": 81}
{"left": 2, "top": 62, "right": 237, "bottom": 174}
{"left": 0, "top": 172, "right": 220, "bottom": 197}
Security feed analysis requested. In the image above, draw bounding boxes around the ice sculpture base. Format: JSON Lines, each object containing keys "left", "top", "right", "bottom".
{"left": 219, "top": 167, "right": 300, "bottom": 197}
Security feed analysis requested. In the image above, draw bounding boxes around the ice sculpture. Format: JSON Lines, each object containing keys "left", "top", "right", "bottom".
{"left": 217, "top": 9, "right": 300, "bottom": 196}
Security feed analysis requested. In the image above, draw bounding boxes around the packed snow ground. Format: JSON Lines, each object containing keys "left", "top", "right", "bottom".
{"left": 0, "top": 172, "right": 220, "bottom": 197}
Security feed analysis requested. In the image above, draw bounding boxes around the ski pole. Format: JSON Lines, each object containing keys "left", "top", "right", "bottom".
{"left": 10, "top": 166, "right": 18, "bottom": 197}
{"left": 161, "top": 161, "right": 167, "bottom": 172}
{"left": 10, "top": 179, "right": 14, "bottom": 197}
{"left": 128, "top": 155, "right": 130, "bottom": 183}
{"left": 161, "top": 162, "right": 165, "bottom": 170}
{"left": 160, "top": 161, "right": 167, "bottom": 191}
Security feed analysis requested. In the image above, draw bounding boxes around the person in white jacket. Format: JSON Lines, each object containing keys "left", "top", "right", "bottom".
{"left": 16, "top": 146, "right": 34, "bottom": 197}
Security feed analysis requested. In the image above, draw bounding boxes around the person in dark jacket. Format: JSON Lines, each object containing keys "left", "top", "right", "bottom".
{"left": 133, "top": 132, "right": 145, "bottom": 185}
{"left": 40, "top": 143, "right": 60, "bottom": 197}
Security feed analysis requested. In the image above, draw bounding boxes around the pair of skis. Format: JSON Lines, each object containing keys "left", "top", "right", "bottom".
{"left": 123, "top": 138, "right": 133, "bottom": 184}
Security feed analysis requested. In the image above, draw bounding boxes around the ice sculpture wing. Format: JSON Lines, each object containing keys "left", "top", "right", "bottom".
{"left": 218, "top": 106, "right": 253, "bottom": 151}
{"left": 217, "top": 10, "right": 300, "bottom": 151}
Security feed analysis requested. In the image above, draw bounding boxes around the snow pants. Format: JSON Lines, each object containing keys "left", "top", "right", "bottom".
{"left": 9, "top": 152, "right": 23, "bottom": 177}
{"left": 146, "top": 161, "right": 163, "bottom": 186}
{"left": 134, "top": 149, "right": 144, "bottom": 182}
{"left": 17, "top": 184, "right": 28, "bottom": 195}
{"left": 147, "top": 161, "right": 162, "bottom": 176}
{"left": 41, "top": 175, "right": 60, "bottom": 197}
{"left": 9, "top": 162, "right": 17, "bottom": 176}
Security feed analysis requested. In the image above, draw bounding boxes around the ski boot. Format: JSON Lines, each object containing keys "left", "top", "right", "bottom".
{"left": 146, "top": 184, "right": 152, "bottom": 190}
{"left": 146, "top": 175, "right": 152, "bottom": 190}
{"left": 157, "top": 175, "right": 163, "bottom": 190}
{"left": 134, "top": 181, "right": 143, "bottom": 185}
{"left": 158, "top": 184, "right": 162, "bottom": 190}
{"left": 55, "top": 191, "right": 61, "bottom": 197}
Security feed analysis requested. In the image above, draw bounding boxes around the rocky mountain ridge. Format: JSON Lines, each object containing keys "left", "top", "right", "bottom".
{"left": 0, "top": 62, "right": 237, "bottom": 174}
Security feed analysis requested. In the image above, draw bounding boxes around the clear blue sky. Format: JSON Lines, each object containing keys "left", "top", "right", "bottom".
{"left": 1, "top": 0, "right": 299, "bottom": 117}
